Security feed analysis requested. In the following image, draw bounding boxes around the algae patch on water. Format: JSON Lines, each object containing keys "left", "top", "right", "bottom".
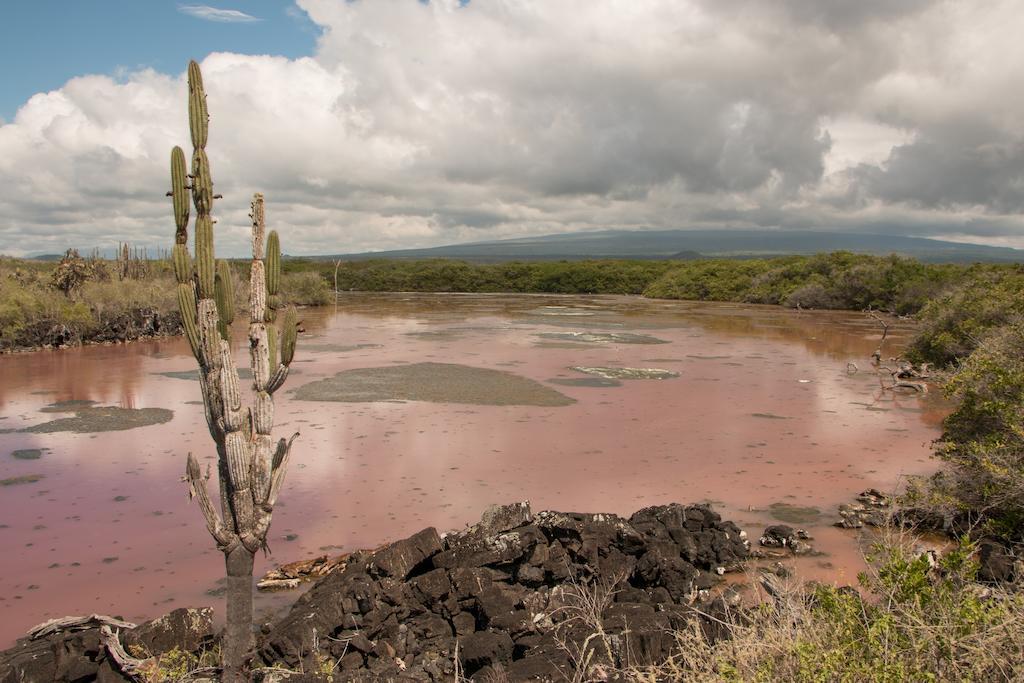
{"left": 11, "top": 449, "right": 44, "bottom": 460}
{"left": 294, "top": 362, "right": 575, "bottom": 407}
{"left": 24, "top": 406, "right": 174, "bottom": 433}
{"left": 157, "top": 368, "right": 254, "bottom": 381}
{"left": 768, "top": 502, "right": 822, "bottom": 524}
{"left": 547, "top": 377, "right": 622, "bottom": 388}
{"left": 302, "top": 343, "right": 382, "bottom": 354}
{"left": 39, "top": 400, "right": 97, "bottom": 413}
{"left": 569, "top": 367, "right": 680, "bottom": 380}
{"left": 537, "top": 332, "right": 669, "bottom": 345}
{"left": 1, "top": 474, "right": 44, "bottom": 486}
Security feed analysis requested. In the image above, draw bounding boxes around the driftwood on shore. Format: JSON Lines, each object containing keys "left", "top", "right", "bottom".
{"left": 99, "top": 625, "right": 152, "bottom": 680}
{"left": 28, "top": 614, "right": 136, "bottom": 640}
{"left": 878, "top": 362, "right": 931, "bottom": 393}
{"left": 256, "top": 553, "right": 351, "bottom": 591}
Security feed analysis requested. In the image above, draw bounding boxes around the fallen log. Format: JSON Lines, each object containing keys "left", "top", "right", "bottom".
{"left": 29, "top": 614, "right": 136, "bottom": 640}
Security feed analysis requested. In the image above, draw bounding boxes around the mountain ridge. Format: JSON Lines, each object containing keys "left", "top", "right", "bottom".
{"left": 327, "top": 229, "right": 1023, "bottom": 264}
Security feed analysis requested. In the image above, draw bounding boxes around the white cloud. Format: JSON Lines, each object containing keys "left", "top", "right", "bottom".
{"left": 3, "top": 0, "right": 1024, "bottom": 256}
{"left": 178, "top": 5, "right": 260, "bottom": 23}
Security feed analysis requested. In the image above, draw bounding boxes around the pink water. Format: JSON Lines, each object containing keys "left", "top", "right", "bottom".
{"left": 0, "top": 294, "right": 946, "bottom": 647}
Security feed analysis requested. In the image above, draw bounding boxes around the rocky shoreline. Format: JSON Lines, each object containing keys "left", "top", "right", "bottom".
{"left": 1, "top": 501, "right": 750, "bottom": 682}
{"left": 5, "top": 496, "right": 1013, "bottom": 682}
{"left": 0, "top": 309, "right": 183, "bottom": 355}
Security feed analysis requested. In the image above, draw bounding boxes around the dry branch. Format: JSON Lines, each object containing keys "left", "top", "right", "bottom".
{"left": 29, "top": 615, "right": 136, "bottom": 640}
{"left": 99, "top": 625, "right": 153, "bottom": 680}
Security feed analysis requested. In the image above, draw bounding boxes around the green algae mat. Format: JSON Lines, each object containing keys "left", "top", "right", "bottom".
{"left": 24, "top": 406, "right": 174, "bottom": 433}
{"left": 294, "top": 362, "right": 575, "bottom": 407}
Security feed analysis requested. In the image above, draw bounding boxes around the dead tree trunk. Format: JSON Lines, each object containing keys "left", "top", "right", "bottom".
{"left": 866, "top": 309, "right": 890, "bottom": 365}
{"left": 170, "top": 61, "right": 299, "bottom": 682}
{"left": 334, "top": 258, "right": 342, "bottom": 306}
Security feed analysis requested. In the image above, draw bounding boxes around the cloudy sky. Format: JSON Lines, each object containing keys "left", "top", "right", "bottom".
{"left": 1, "top": 0, "right": 1023, "bottom": 256}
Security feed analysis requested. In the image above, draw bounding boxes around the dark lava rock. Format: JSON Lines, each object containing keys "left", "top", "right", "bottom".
{"left": 0, "top": 608, "right": 212, "bottom": 683}
{"left": 458, "top": 630, "right": 514, "bottom": 674}
{"left": 370, "top": 527, "right": 443, "bottom": 579}
{"left": 760, "top": 525, "right": 812, "bottom": 554}
{"left": 1, "top": 501, "right": 751, "bottom": 682}
{"left": 258, "top": 501, "right": 749, "bottom": 681}
{"left": 123, "top": 607, "right": 214, "bottom": 655}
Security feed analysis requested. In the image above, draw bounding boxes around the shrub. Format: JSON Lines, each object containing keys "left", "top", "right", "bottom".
{"left": 784, "top": 281, "right": 837, "bottom": 309}
{"left": 629, "top": 537, "right": 1024, "bottom": 682}
{"left": 915, "top": 321, "right": 1024, "bottom": 538}
{"left": 906, "top": 267, "right": 1024, "bottom": 367}
{"left": 282, "top": 270, "right": 332, "bottom": 306}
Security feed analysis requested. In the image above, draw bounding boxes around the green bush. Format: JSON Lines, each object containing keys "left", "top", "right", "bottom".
{"left": 906, "top": 267, "right": 1024, "bottom": 367}
{"left": 282, "top": 270, "right": 332, "bottom": 306}
{"left": 630, "top": 538, "right": 1024, "bottom": 682}
{"left": 918, "top": 321, "right": 1024, "bottom": 537}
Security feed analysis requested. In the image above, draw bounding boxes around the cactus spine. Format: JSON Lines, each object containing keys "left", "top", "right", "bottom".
{"left": 168, "top": 60, "right": 298, "bottom": 682}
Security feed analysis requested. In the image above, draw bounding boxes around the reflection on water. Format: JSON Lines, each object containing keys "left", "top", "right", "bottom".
{"left": 0, "top": 293, "right": 947, "bottom": 647}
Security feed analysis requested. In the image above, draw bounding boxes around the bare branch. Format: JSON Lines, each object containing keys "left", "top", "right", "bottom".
{"left": 185, "top": 452, "right": 235, "bottom": 548}
{"left": 100, "top": 625, "right": 154, "bottom": 680}
{"left": 866, "top": 309, "right": 891, "bottom": 364}
{"left": 265, "top": 432, "right": 300, "bottom": 509}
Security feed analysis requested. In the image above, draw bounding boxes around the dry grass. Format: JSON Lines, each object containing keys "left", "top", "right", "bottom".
{"left": 0, "top": 257, "right": 332, "bottom": 351}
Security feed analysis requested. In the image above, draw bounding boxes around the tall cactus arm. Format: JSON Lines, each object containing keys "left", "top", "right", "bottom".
{"left": 266, "top": 231, "right": 280, "bottom": 296}
{"left": 247, "top": 193, "right": 277, "bottom": 509}
{"left": 188, "top": 60, "right": 208, "bottom": 150}
{"left": 171, "top": 147, "right": 190, "bottom": 243}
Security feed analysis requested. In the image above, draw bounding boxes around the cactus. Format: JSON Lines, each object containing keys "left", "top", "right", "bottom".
{"left": 214, "top": 261, "right": 234, "bottom": 341}
{"left": 188, "top": 61, "right": 208, "bottom": 150}
{"left": 168, "top": 59, "right": 298, "bottom": 682}
{"left": 265, "top": 230, "right": 281, "bottom": 322}
{"left": 191, "top": 149, "right": 214, "bottom": 215}
{"left": 281, "top": 306, "right": 297, "bottom": 365}
{"left": 170, "top": 147, "right": 190, "bottom": 243}
{"left": 178, "top": 283, "right": 201, "bottom": 359}
{"left": 195, "top": 215, "right": 215, "bottom": 299}
{"left": 172, "top": 243, "right": 192, "bottom": 284}
{"left": 215, "top": 260, "right": 235, "bottom": 324}
{"left": 266, "top": 231, "right": 280, "bottom": 295}
{"left": 267, "top": 325, "right": 278, "bottom": 370}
